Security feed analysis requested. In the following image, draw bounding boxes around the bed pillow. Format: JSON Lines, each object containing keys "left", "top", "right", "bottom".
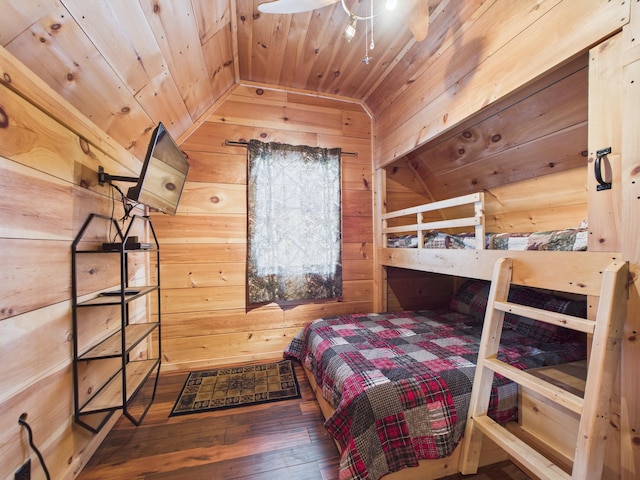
{"left": 449, "top": 279, "right": 491, "bottom": 320}
{"left": 504, "top": 286, "right": 586, "bottom": 342}
{"left": 450, "top": 279, "right": 586, "bottom": 342}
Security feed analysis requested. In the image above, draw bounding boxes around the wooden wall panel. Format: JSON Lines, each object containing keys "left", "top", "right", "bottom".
{"left": 5, "top": 2, "right": 154, "bottom": 160}
{"left": 155, "top": 85, "right": 374, "bottom": 370}
{"left": 0, "top": 44, "right": 148, "bottom": 480}
{"left": 160, "top": 243, "right": 246, "bottom": 263}
{"left": 178, "top": 182, "right": 247, "bottom": 215}
{"left": 588, "top": 34, "right": 624, "bottom": 253}
{"left": 375, "top": 0, "right": 628, "bottom": 168}
{"left": 394, "top": 55, "right": 590, "bottom": 211}
{"left": 381, "top": 54, "right": 590, "bottom": 235}
{"left": 162, "top": 308, "right": 285, "bottom": 338}
{"left": 161, "top": 262, "right": 245, "bottom": 289}
{"left": 182, "top": 150, "right": 247, "bottom": 184}
{"left": 152, "top": 214, "right": 246, "bottom": 243}
{"left": 620, "top": 3, "right": 640, "bottom": 475}
{"left": 483, "top": 168, "right": 587, "bottom": 233}
{"left": 386, "top": 268, "right": 453, "bottom": 312}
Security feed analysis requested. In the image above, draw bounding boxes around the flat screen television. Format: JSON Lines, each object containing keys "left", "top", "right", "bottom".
{"left": 126, "top": 122, "right": 190, "bottom": 215}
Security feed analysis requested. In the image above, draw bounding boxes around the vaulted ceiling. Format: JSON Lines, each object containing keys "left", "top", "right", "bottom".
{"left": 0, "top": 0, "right": 445, "bottom": 160}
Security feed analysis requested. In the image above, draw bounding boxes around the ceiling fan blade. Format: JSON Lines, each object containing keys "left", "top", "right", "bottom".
{"left": 258, "top": 0, "right": 339, "bottom": 14}
{"left": 394, "top": 0, "right": 430, "bottom": 41}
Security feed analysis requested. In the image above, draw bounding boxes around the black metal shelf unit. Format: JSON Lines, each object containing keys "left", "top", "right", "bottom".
{"left": 71, "top": 214, "right": 161, "bottom": 433}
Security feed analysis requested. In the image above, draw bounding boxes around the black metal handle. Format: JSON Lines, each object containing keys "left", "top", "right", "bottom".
{"left": 595, "top": 147, "right": 612, "bottom": 191}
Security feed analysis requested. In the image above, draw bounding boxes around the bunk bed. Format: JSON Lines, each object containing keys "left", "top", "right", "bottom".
{"left": 284, "top": 191, "right": 623, "bottom": 480}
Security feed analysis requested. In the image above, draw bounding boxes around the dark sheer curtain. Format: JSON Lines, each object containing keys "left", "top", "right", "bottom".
{"left": 247, "top": 140, "right": 342, "bottom": 303}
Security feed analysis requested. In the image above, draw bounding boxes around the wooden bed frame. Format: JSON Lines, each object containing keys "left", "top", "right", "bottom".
{"left": 307, "top": 187, "right": 623, "bottom": 478}
{"left": 273, "top": 181, "right": 623, "bottom": 479}
{"left": 303, "top": 246, "right": 621, "bottom": 478}
{"left": 378, "top": 191, "right": 612, "bottom": 295}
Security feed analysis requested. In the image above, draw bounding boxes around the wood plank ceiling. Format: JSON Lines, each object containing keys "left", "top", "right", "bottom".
{"left": 0, "top": 0, "right": 446, "bottom": 161}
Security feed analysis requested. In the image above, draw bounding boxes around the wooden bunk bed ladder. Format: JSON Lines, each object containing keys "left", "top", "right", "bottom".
{"left": 459, "top": 257, "right": 628, "bottom": 480}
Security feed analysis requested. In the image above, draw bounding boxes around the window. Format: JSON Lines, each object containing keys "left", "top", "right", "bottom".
{"left": 247, "top": 140, "right": 342, "bottom": 303}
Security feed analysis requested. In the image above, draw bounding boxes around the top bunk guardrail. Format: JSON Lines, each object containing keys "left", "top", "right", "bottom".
{"left": 382, "top": 192, "right": 486, "bottom": 250}
{"left": 382, "top": 191, "right": 589, "bottom": 253}
{"left": 377, "top": 192, "right": 614, "bottom": 291}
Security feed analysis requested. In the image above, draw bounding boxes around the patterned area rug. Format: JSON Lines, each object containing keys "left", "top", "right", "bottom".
{"left": 170, "top": 360, "right": 301, "bottom": 416}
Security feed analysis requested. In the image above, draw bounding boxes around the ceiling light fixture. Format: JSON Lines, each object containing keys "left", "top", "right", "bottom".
{"left": 344, "top": 15, "right": 357, "bottom": 42}
{"left": 340, "top": 0, "right": 381, "bottom": 64}
{"left": 257, "top": 0, "right": 430, "bottom": 43}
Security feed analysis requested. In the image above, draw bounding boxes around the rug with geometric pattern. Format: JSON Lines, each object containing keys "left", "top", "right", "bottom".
{"left": 170, "top": 360, "right": 300, "bottom": 416}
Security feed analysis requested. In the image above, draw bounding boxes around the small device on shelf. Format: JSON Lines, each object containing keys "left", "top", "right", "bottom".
{"left": 101, "top": 241, "right": 155, "bottom": 251}
{"left": 99, "top": 289, "right": 140, "bottom": 296}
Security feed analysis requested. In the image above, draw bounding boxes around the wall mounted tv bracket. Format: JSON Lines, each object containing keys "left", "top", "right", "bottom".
{"left": 98, "top": 166, "right": 139, "bottom": 186}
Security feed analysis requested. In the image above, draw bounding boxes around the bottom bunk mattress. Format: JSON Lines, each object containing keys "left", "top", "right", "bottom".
{"left": 284, "top": 286, "right": 587, "bottom": 480}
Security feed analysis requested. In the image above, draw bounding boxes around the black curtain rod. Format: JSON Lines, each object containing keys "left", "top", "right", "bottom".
{"left": 225, "top": 140, "right": 358, "bottom": 157}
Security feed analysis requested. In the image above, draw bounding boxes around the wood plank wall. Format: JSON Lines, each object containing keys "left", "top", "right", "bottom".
{"left": 372, "top": 0, "right": 629, "bottom": 168}
{"left": 381, "top": 54, "right": 590, "bottom": 314}
{"left": 385, "top": 57, "right": 591, "bottom": 234}
{"left": 154, "top": 84, "right": 375, "bottom": 372}
{"left": 0, "top": 47, "right": 146, "bottom": 480}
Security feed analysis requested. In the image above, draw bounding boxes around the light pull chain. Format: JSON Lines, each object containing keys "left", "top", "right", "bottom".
{"left": 362, "top": 0, "right": 373, "bottom": 64}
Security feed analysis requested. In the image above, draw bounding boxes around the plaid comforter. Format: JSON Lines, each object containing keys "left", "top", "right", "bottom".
{"left": 284, "top": 310, "right": 586, "bottom": 480}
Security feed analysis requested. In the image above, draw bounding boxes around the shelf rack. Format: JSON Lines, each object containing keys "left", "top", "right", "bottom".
{"left": 71, "top": 214, "right": 161, "bottom": 433}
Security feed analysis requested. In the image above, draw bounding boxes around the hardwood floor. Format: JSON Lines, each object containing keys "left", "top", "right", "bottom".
{"left": 77, "top": 360, "right": 529, "bottom": 480}
{"left": 77, "top": 360, "right": 340, "bottom": 480}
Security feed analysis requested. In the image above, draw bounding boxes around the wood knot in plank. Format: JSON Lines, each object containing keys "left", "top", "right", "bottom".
{"left": 79, "top": 137, "right": 90, "bottom": 154}
{"left": 0, "top": 106, "right": 8, "bottom": 128}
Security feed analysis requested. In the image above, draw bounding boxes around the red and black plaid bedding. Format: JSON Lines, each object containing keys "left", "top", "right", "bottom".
{"left": 284, "top": 309, "right": 586, "bottom": 480}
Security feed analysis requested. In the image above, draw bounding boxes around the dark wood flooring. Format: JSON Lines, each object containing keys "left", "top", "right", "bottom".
{"left": 77, "top": 360, "right": 529, "bottom": 480}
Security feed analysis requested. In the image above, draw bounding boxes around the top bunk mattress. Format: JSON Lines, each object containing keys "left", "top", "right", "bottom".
{"left": 387, "top": 227, "right": 588, "bottom": 251}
